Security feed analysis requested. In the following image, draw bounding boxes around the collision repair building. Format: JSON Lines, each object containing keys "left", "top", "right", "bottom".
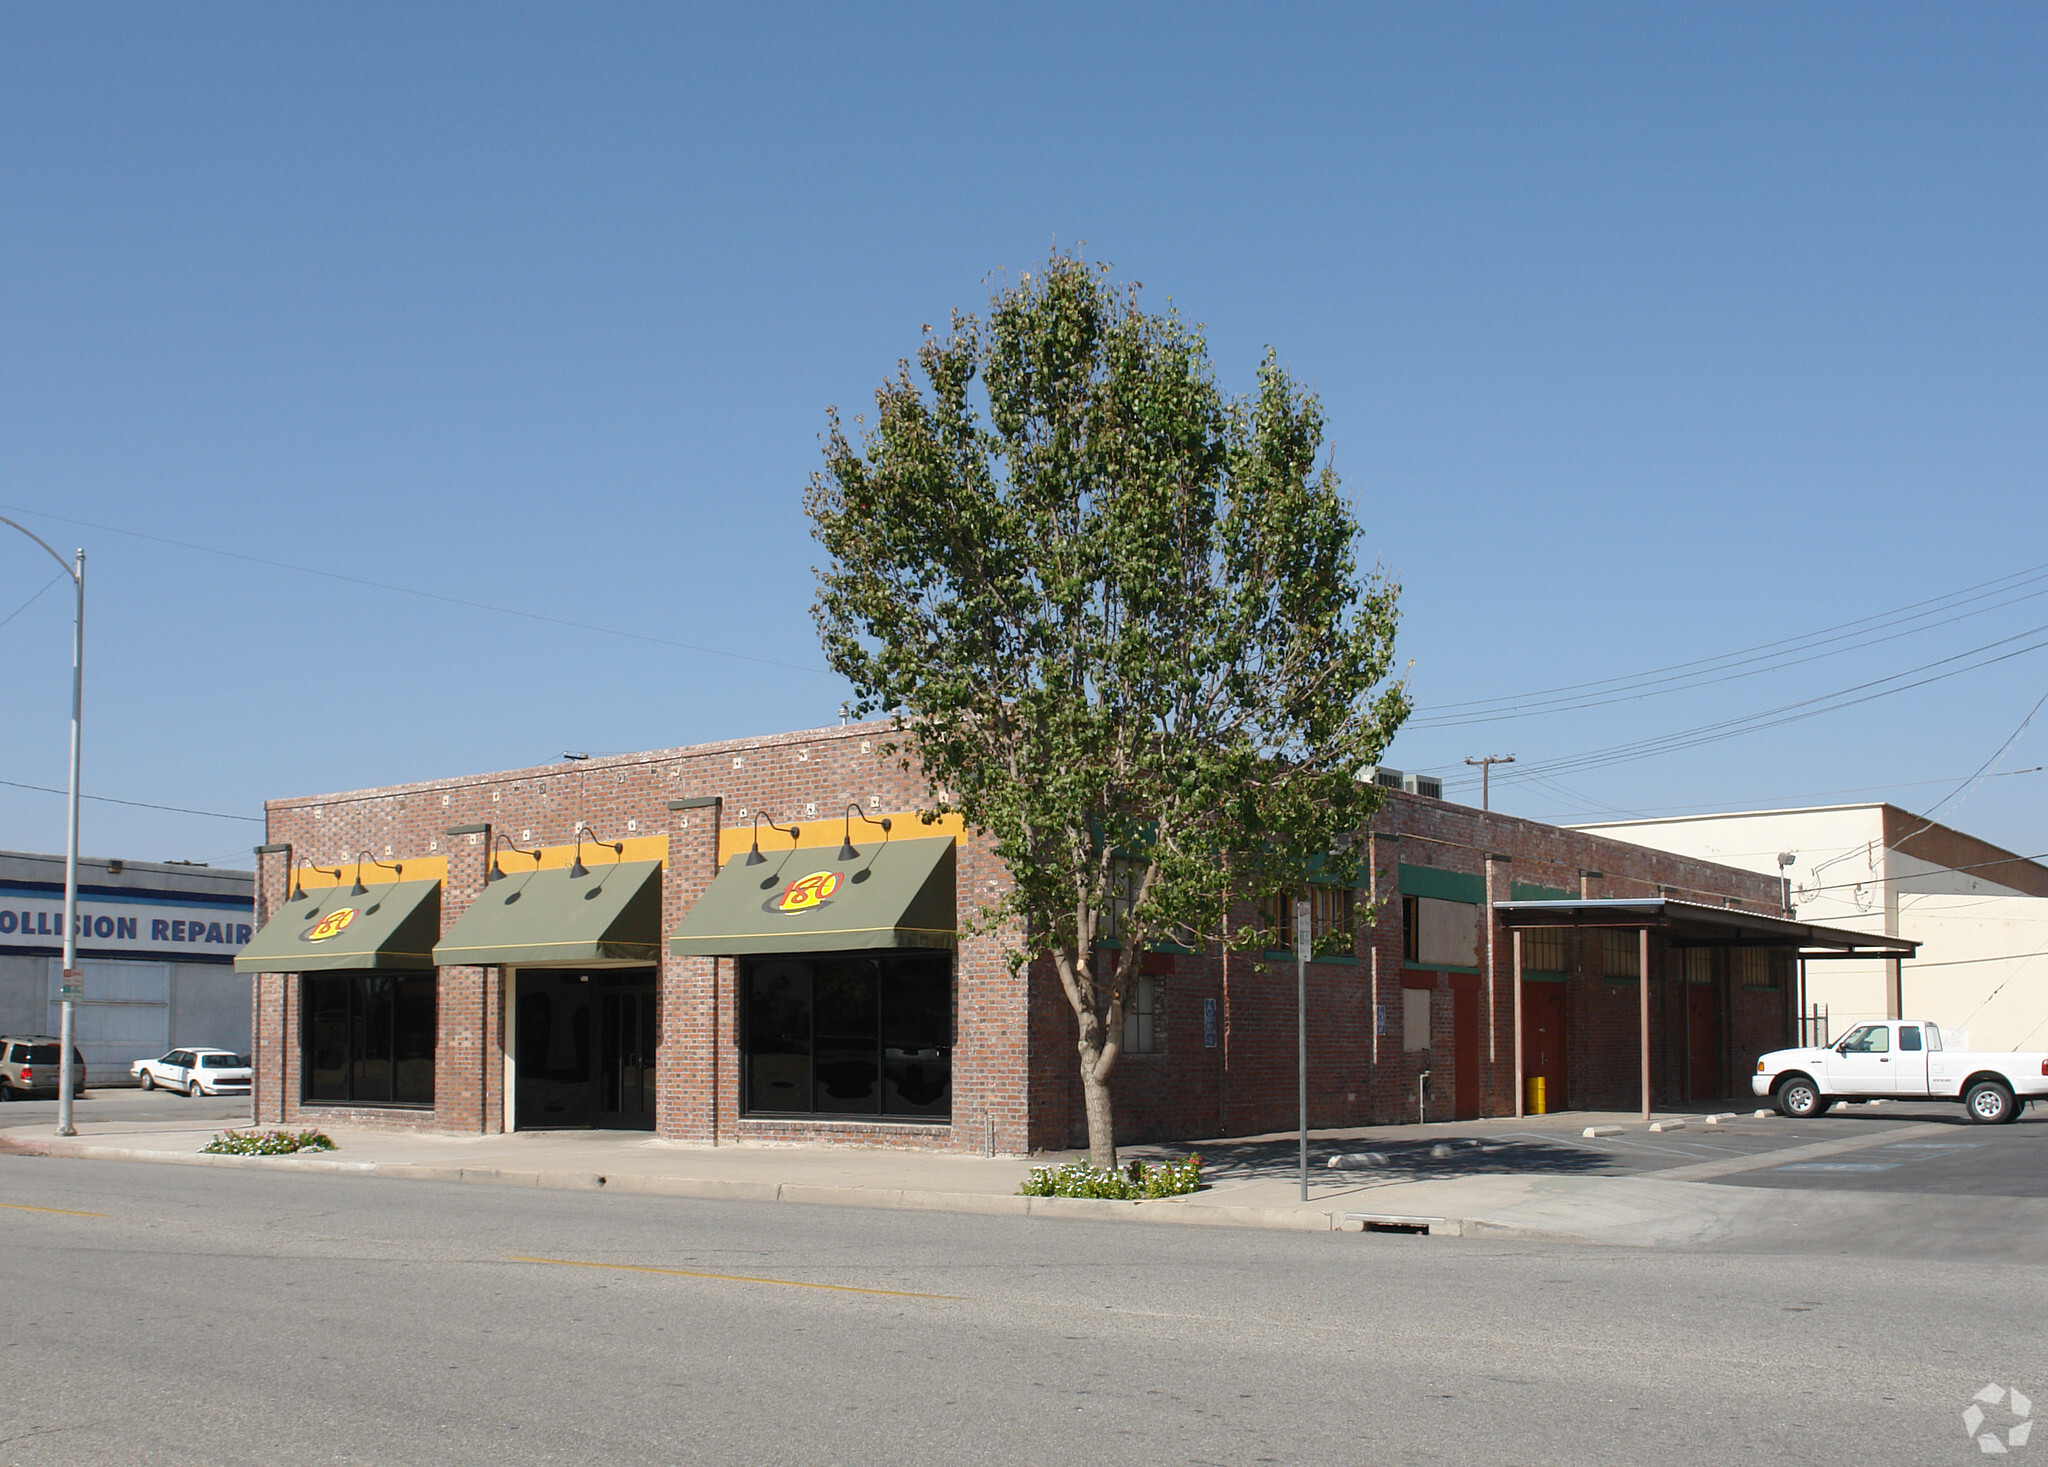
{"left": 0, "top": 850, "right": 254, "bottom": 1081}
{"left": 237, "top": 721, "right": 1912, "bottom": 1150}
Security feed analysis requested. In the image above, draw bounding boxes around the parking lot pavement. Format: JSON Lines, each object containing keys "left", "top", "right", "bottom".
{"left": 1129, "top": 1101, "right": 2044, "bottom": 1191}
{"left": 0, "top": 1087, "right": 253, "bottom": 1129}
{"left": 1710, "top": 1105, "right": 2048, "bottom": 1198}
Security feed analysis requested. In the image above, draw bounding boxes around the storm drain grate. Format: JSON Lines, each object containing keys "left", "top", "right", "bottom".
{"left": 1346, "top": 1212, "right": 1445, "bottom": 1235}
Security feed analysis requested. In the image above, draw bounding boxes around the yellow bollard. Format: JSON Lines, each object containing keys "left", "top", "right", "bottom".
{"left": 1525, "top": 1076, "right": 1547, "bottom": 1115}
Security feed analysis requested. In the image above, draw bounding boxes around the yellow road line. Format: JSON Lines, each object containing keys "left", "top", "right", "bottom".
{"left": 508, "top": 1255, "right": 960, "bottom": 1299}
{"left": 0, "top": 1201, "right": 106, "bottom": 1217}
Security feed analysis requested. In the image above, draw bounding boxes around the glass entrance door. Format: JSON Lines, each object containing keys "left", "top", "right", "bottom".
{"left": 599, "top": 985, "right": 656, "bottom": 1129}
{"left": 513, "top": 967, "right": 657, "bottom": 1130}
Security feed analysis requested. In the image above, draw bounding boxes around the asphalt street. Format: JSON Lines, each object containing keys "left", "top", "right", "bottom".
{"left": 1, "top": 1154, "right": 2040, "bottom": 1465}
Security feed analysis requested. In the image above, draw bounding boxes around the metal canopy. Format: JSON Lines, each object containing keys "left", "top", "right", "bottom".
{"left": 669, "top": 835, "right": 957, "bottom": 957}
{"left": 235, "top": 878, "right": 442, "bottom": 973}
{"left": 1492, "top": 897, "right": 1919, "bottom": 956}
{"left": 432, "top": 858, "right": 664, "bottom": 968}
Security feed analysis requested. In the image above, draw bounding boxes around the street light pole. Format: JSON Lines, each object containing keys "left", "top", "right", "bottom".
{"left": 1, "top": 517, "right": 85, "bottom": 1137}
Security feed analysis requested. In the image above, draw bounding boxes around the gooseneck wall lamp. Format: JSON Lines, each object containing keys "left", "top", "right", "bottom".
{"left": 744, "top": 811, "right": 801, "bottom": 866}
{"left": 290, "top": 858, "right": 343, "bottom": 903}
{"left": 351, "top": 851, "right": 404, "bottom": 895}
{"left": 836, "top": 804, "right": 892, "bottom": 861}
{"left": 488, "top": 833, "right": 543, "bottom": 883}
{"left": 569, "top": 824, "right": 625, "bottom": 879}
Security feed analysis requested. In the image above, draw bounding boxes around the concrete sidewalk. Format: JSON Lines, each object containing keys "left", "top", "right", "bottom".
{"left": 0, "top": 1105, "right": 1998, "bottom": 1251}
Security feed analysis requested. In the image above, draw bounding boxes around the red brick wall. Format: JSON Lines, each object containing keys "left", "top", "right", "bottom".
{"left": 249, "top": 720, "right": 1038, "bottom": 1151}
{"left": 249, "top": 735, "right": 1792, "bottom": 1152}
{"left": 1070, "top": 789, "right": 1794, "bottom": 1142}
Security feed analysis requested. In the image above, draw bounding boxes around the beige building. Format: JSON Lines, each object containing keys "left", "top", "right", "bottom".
{"left": 1571, "top": 805, "right": 2048, "bottom": 1051}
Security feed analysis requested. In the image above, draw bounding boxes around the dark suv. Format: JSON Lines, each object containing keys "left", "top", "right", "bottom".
{"left": 0, "top": 1036, "right": 87, "bottom": 1100}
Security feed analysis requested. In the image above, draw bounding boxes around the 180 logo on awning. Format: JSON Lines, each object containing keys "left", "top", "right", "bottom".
{"left": 775, "top": 872, "right": 840, "bottom": 913}
{"left": 301, "top": 907, "right": 358, "bottom": 943}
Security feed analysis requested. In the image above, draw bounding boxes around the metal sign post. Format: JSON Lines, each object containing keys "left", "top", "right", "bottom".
{"left": 1295, "top": 898, "right": 1311, "bottom": 1203}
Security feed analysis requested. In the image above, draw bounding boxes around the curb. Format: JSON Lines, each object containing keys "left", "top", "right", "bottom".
{"left": 0, "top": 1132, "right": 1354, "bottom": 1234}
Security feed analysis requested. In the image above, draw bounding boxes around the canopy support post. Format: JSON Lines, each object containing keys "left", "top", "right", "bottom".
{"left": 1639, "top": 925, "right": 1652, "bottom": 1123}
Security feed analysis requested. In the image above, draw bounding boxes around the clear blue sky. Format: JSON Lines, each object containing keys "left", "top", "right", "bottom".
{"left": 2, "top": 3, "right": 2044, "bottom": 868}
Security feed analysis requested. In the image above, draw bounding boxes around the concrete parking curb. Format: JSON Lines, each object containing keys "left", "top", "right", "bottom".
{"left": 0, "top": 1131, "right": 1356, "bottom": 1233}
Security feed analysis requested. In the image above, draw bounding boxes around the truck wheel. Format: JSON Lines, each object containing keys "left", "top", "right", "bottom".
{"left": 1775, "top": 1077, "right": 1826, "bottom": 1118}
{"left": 1964, "top": 1080, "right": 2015, "bottom": 1125}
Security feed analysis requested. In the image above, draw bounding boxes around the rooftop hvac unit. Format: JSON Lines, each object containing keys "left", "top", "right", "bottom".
{"left": 1365, "top": 766, "right": 1406, "bottom": 790}
{"left": 1404, "top": 773, "right": 1444, "bottom": 800}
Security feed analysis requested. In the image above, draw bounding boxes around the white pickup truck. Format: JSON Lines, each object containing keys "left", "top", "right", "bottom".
{"left": 1755, "top": 1021, "right": 2048, "bottom": 1124}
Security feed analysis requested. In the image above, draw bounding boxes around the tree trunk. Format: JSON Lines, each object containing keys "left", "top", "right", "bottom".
{"left": 1080, "top": 1042, "right": 1117, "bottom": 1170}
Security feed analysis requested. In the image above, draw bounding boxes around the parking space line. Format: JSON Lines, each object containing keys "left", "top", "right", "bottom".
{"left": 0, "top": 1201, "right": 106, "bottom": 1217}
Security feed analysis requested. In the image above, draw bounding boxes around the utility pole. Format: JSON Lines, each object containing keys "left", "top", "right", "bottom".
{"left": 1, "top": 517, "right": 84, "bottom": 1136}
{"left": 1464, "top": 754, "right": 1515, "bottom": 812}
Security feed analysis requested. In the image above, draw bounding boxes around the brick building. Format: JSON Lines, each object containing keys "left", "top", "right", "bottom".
{"left": 237, "top": 719, "right": 1910, "bottom": 1151}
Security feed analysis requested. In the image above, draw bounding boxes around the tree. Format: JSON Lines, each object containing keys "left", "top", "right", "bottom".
{"left": 807, "top": 251, "right": 1410, "bottom": 1167}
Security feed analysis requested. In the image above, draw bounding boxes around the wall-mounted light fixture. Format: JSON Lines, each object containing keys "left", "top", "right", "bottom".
{"left": 561, "top": 752, "right": 591, "bottom": 762}
{"left": 487, "top": 832, "right": 542, "bottom": 883}
{"left": 569, "top": 824, "right": 624, "bottom": 879}
{"left": 745, "top": 811, "right": 800, "bottom": 866}
{"left": 351, "top": 850, "right": 403, "bottom": 895}
{"left": 836, "top": 803, "right": 891, "bottom": 861}
{"left": 291, "top": 857, "right": 342, "bottom": 902}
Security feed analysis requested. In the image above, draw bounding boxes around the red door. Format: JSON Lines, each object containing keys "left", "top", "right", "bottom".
{"left": 1521, "top": 982, "right": 1567, "bottom": 1111}
{"left": 1450, "top": 974, "right": 1480, "bottom": 1120}
{"left": 1687, "top": 983, "right": 1721, "bottom": 1101}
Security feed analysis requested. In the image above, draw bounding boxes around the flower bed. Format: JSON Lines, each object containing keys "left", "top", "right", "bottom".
{"left": 201, "top": 1129, "right": 337, "bottom": 1156}
{"left": 1018, "top": 1154, "right": 1202, "bottom": 1200}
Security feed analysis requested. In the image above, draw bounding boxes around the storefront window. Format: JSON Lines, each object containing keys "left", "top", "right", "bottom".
{"left": 743, "top": 952, "right": 952, "bottom": 1120}
{"left": 303, "top": 970, "right": 436, "bottom": 1107}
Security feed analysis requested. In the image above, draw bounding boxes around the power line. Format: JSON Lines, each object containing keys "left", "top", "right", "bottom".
{"left": 0, "top": 571, "right": 64, "bottom": 633}
{"left": 1412, "top": 560, "right": 2048, "bottom": 723}
{"left": 1901, "top": 948, "right": 2048, "bottom": 972}
{"left": 1915, "top": 687, "right": 2048, "bottom": 825}
{"left": 0, "top": 777, "right": 262, "bottom": 823}
{"left": 0, "top": 500, "right": 835, "bottom": 678}
{"left": 1482, "top": 627, "right": 2048, "bottom": 788}
{"left": 1408, "top": 581, "right": 2048, "bottom": 730}
{"left": 1792, "top": 849, "right": 2048, "bottom": 896}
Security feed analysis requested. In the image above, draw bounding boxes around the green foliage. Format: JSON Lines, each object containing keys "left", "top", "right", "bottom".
{"left": 1018, "top": 1154, "right": 1204, "bottom": 1200}
{"left": 809, "top": 248, "right": 1409, "bottom": 1164}
{"left": 201, "top": 1129, "right": 336, "bottom": 1156}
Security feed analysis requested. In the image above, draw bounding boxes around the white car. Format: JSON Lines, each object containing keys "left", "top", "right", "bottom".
{"left": 132, "top": 1048, "right": 252, "bottom": 1097}
{"left": 1754, "top": 1019, "right": 2048, "bottom": 1124}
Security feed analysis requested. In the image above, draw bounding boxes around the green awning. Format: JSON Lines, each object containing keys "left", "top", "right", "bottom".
{"left": 669, "top": 835, "right": 956, "bottom": 957}
{"left": 235, "top": 879, "right": 442, "bottom": 973}
{"left": 432, "top": 859, "right": 664, "bottom": 968}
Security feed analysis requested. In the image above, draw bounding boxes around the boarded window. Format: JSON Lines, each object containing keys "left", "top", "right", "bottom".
{"left": 1402, "top": 986, "right": 1432, "bottom": 1051}
{"left": 1413, "top": 897, "right": 1479, "bottom": 969}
